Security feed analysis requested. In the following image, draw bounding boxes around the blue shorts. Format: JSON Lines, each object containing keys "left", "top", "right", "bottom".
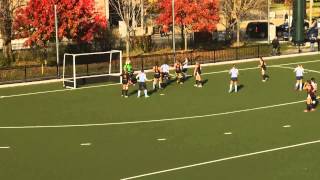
{"left": 231, "top": 77, "right": 238, "bottom": 81}
{"left": 296, "top": 76, "right": 303, "bottom": 80}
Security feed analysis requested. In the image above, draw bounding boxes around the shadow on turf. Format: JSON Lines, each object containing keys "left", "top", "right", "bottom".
{"left": 238, "top": 84, "right": 244, "bottom": 91}
{"left": 202, "top": 79, "right": 209, "bottom": 85}
{"left": 128, "top": 89, "right": 138, "bottom": 96}
{"left": 128, "top": 76, "right": 196, "bottom": 97}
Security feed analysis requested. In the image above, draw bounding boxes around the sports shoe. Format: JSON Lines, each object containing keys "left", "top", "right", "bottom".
{"left": 125, "top": 96, "right": 128, "bottom": 98}
{"left": 145, "top": 95, "right": 150, "bottom": 98}
{"left": 194, "top": 84, "right": 198, "bottom": 87}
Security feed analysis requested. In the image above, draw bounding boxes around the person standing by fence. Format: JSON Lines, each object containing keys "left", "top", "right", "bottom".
{"left": 272, "top": 37, "right": 280, "bottom": 56}
{"left": 310, "top": 35, "right": 317, "bottom": 52}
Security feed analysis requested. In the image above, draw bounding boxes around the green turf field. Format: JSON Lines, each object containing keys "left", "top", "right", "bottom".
{"left": 0, "top": 54, "right": 320, "bottom": 180}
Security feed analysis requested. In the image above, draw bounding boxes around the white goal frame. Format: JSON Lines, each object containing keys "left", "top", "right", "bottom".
{"left": 62, "top": 50, "right": 122, "bottom": 89}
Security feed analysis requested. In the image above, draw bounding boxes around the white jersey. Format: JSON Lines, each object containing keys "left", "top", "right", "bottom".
{"left": 161, "top": 64, "right": 170, "bottom": 73}
{"left": 183, "top": 59, "right": 188, "bottom": 69}
{"left": 136, "top": 72, "right": 148, "bottom": 82}
{"left": 311, "top": 82, "right": 317, "bottom": 91}
{"left": 294, "top": 67, "right": 304, "bottom": 77}
{"left": 229, "top": 68, "right": 239, "bottom": 78}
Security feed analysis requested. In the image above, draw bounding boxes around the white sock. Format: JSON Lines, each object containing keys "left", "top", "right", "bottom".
{"left": 144, "top": 90, "right": 148, "bottom": 96}
{"left": 299, "top": 82, "right": 302, "bottom": 90}
{"left": 229, "top": 84, "right": 233, "bottom": 92}
{"left": 295, "top": 83, "right": 299, "bottom": 89}
{"left": 138, "top": 90, "right": 141, "bottom": 97}
{"left": 153, "top": 83, "right": 156, "bottom": 89}
{"left": 159, "top": 82, "right": 161, "bottom": 88}
{"left": 235, "top": 84, "right": 238, "bottom": 92}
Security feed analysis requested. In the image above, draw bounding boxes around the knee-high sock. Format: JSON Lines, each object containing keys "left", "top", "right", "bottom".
{"left": 138, "top": 90, "right": 141, "bottom": 97}
{"left": 144, "top": 89, "right": 148, "bottom": 96}
{"left": 235, "top": 84, "right": 238, "bottom": 92}
{"left": 229, "top": 84, "right": 233, "bottom": 92}
{"left": 299, "top": 82, "right": 303, "bottom": 90}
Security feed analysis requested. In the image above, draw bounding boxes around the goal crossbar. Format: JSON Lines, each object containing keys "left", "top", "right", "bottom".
{"left": 62, "top": 50, "right": 122, "bottom": 89}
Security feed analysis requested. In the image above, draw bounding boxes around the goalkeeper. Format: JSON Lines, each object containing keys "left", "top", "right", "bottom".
{"left": 123, "top": 60, "right": 136, "bottom": 84}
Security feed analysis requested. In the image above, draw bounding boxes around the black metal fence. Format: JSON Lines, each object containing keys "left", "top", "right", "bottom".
{"left": 0, "top": 43, "right": 318, "bottom": 85}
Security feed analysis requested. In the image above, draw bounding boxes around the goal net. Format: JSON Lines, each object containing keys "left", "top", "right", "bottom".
{"left": 62, "top": 50, "right": 122, "bottom": 89}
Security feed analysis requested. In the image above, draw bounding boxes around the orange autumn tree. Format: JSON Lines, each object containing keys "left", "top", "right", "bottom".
{"left": 156, "top": 0, "right": 219, "bottom": 50}
{"left": 14, "top": 0, "right": 107, "bottom": 47}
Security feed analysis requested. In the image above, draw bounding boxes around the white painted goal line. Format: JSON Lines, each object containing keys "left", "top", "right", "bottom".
{"left": 0, "top": 99, "right": 306, "bottom": 129}
{"left": 1, "top": 59, "right": 320, "bottom": 100}
{"left": 120, "top": 139, "right": 320, "bottom": 180}
{"left": 0, "top": 146, "right": 10, "bottom": 149}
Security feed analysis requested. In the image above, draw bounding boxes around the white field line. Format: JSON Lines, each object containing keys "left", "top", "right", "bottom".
{"left": 120, "top": 139, "right": 320, "bottom": 180}
{"left": 268, "top": 59, "right": 320, "bottom": 66}
{"left": 274, "top": 65, "right": 320, "bottom": 74}
{"left": 80, "top": 143, "right": 92, "bottom": 146}
{"left": 0, "top": 99, "right": 305, "bottom": 129}
{"left": 0, "top": 146, "right": 10, "bottom": 149}
{"left": 1, "top": 59, "right": 320, "bottom": 100}
{"left": 0, "top": 83, "right": 120, "bottom": 99}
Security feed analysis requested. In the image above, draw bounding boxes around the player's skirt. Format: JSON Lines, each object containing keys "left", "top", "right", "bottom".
{"left": 122, "top": 79, "right": 129, "bottom": 85}
{"left": 296, "top": 76, "right": 303, "bottom": 80}
{"left": 138, "top": 82, "right": 147, "bottom": 90}
{"left": 154, "top": 73, "right": 160, "bottom": 79}
{"left": 231, "top": 77, "right": 238, "bottom": 82}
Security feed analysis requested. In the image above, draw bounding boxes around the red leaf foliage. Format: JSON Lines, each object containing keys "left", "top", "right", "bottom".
{"left": 156, "top": 0, "right": 219, "bottom": 32}
{"left": 14, "top": 0, "right": 107, "bottom": 47}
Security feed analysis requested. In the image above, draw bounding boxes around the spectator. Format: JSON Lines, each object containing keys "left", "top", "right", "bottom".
{"left": 310, "top": 35, "right": 316, "bottom": 52}
{"left": 271, "top": 37, "right": 280, "bottom": 56}
{"left": 284, "top": 13, "right": 288, "bottom": 23}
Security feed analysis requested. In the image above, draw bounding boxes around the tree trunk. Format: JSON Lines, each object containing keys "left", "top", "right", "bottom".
{"left": 184, "top": 25, "right": 187, "bottom": 51}
{"left": 236, "top": 18, "right": 240, "bottom": 47}
{"left": 125, "top": 33, "right": 130, "bottom": 61}
{"left": 0, "top": 0, "right": 14, "bottom": 65}
{"left": 180, "top": 25, "right": 184, "bottom": 50}
{"left": 2, "top": 39, "right": 13, "bottom": 65}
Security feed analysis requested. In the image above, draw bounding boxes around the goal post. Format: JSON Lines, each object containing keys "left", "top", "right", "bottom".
{"left": 62, "top": 50, "right": 123, "bottom": 89}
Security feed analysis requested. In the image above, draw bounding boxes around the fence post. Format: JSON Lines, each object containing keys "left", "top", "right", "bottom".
{"left": 258, "top": 45, "right": 260, "bottom": 58}
{"left": 236, "top": 47, "right": 239, "bottom": 60}
{"left": 141, "top": 57, "right": 144, "bottom": 70}
{"left": 24, "top": 66, "right": 27, "bottom": 81}
{"left": 86, "top": 64, "right": 89, "bottom": 75}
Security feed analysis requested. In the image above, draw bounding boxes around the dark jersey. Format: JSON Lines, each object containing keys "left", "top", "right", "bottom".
{"left": 154, "top": 66, "right": 161, "bottom": 78}
{"left": 195, "top": 66, "right": 201, "bottom": 75}
{"left": 121, "top": 74, "right": 129, "bottom": 84}
{"left": 175, "top": 65, "right": 182, "bottom": 73}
